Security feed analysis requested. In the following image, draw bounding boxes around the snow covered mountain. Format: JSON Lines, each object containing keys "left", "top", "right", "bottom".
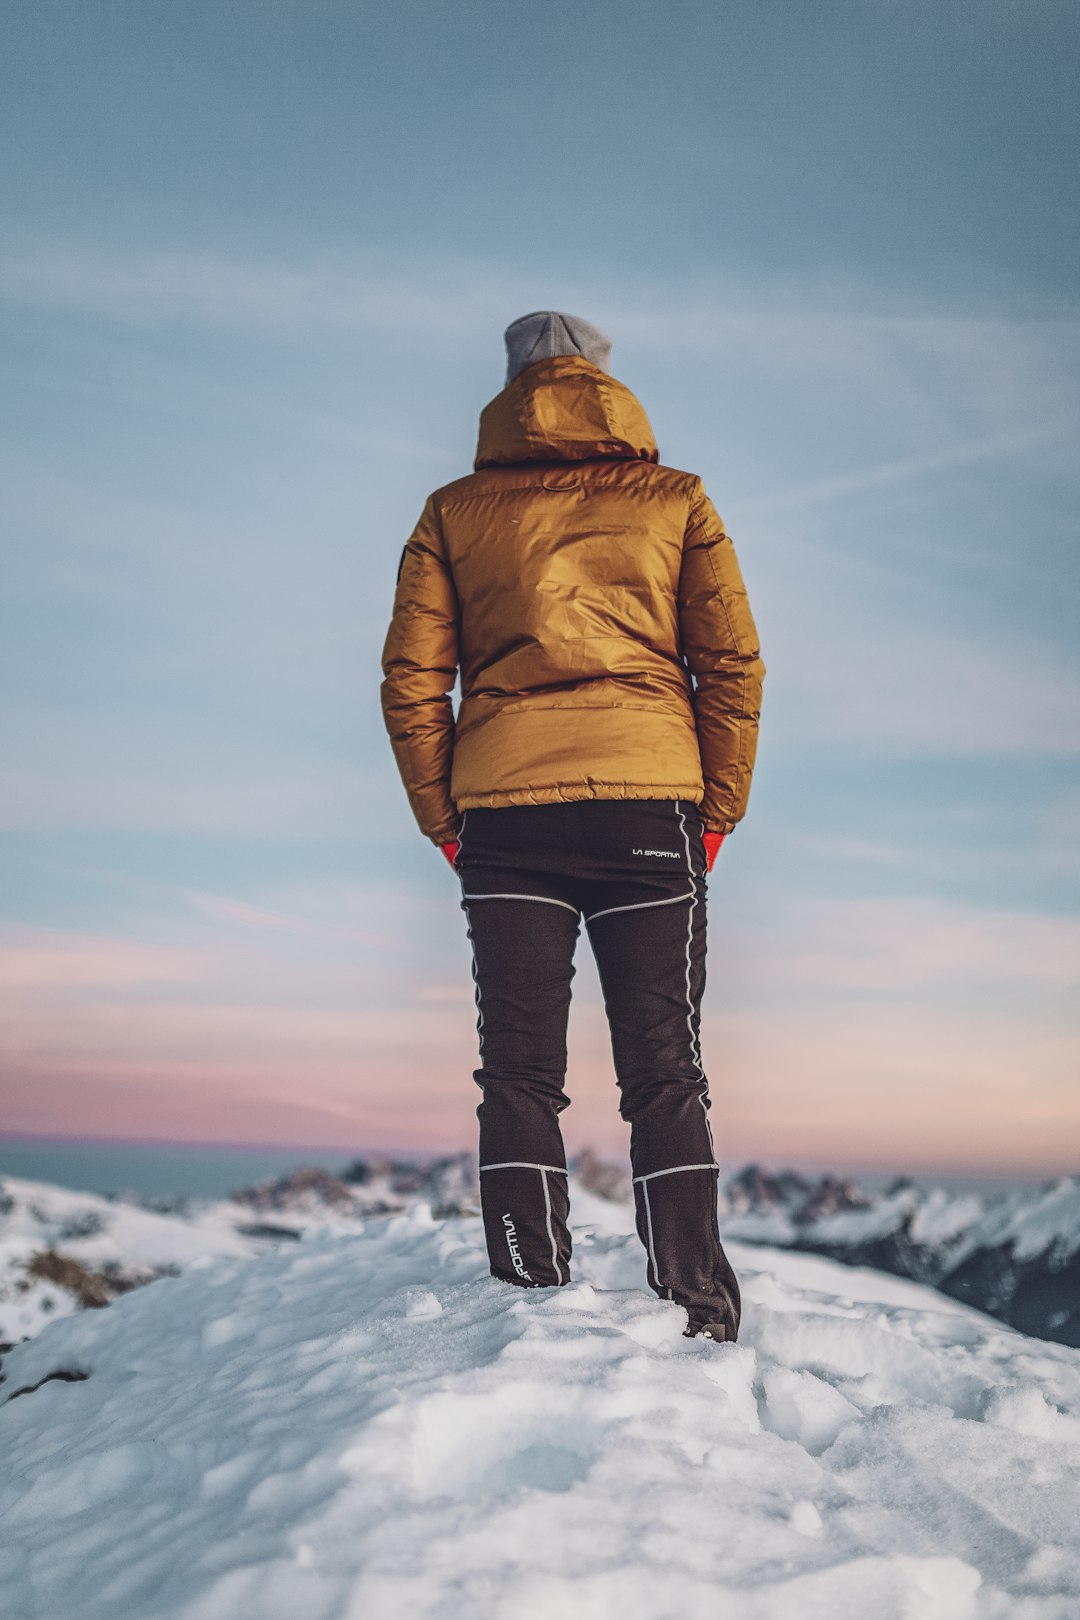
{"left": 713, "top": 1164, "right": 1080, "bottom": 1349}
{"left": 3, "top": 1179, "right": 1080, "bottom": 1619}
{"left": 2, "top": 1156, "right": 1078, "bottom": 1351}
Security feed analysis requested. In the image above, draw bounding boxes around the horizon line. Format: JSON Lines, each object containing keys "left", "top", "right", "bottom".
{"left": 0, "top": 1129, "right": 1072, "bottom": 1185}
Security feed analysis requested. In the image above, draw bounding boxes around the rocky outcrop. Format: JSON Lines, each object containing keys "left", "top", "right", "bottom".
{"left": 715, "top": 1167, "right": 1080, "bottom": 1349}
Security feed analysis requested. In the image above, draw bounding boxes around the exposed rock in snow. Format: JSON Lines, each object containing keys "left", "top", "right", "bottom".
{"left": 231, "top": 1154, "right": 482, "bottom": 1222}
{"left": 1, "top": 1190, "right": 1078, "bottom": 1620}
{"left": 230, "top": 1165, "right": 359, "bottom": 1215}
{"left": 22, "top": 1248, "right": 162, "bottom": 1310}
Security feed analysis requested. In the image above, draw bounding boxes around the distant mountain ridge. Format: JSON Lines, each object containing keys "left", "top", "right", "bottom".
{"left": 1, "top": 1155, "right": 1077, "bottom": 1349}
{"left": 709, "top": 1162, "right": 1080, "bottom": 1348}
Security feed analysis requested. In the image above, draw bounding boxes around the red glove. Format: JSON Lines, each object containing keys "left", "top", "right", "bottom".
{"left": 440, "top": 840, "right": 460, "bottom": 870}
{"left": 703, "top": 831, "right": 726, "bottom": 872}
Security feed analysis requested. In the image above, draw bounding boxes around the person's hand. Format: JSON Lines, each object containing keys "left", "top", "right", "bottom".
{"left": 440, "top": 840, "right": 460, "bottom": 870}
{"left": 703, "top": 831, "right": 726, "bottom": 872}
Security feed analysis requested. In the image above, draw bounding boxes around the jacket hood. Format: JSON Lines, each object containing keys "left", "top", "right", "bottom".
{"left": 474, "top": 355, "right": 659, "bottom": 470}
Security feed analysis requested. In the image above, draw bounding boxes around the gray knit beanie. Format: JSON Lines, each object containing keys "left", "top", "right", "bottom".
{"left": 504, "top": 311, "right": 612, "bottom": 385}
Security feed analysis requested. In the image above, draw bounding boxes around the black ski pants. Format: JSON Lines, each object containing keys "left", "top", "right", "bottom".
{"left": 456, "top": 798, "right": 740, "bottom": 1333}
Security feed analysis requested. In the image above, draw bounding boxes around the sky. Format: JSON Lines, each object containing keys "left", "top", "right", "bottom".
{"left": 1, "top": 0, "right": 1078, "bottom": 1180}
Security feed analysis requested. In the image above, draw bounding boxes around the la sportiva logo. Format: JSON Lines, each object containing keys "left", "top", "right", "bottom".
{"left": 502, "top": 1213, "right": 533, "bottom": 1281}
{"left": 632, "top": 848, "right": 679, "bottom": 858}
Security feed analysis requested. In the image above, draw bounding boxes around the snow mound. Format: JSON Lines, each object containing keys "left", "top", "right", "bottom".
{"left": 0, "top": 1174, "right": 260, "bottom": 1344}
{"left": 2, "top": 1191, "right": 1079, "bottom": 1619}
{"left": 0, "top": 1160, "right": 480, "bottom": 1346}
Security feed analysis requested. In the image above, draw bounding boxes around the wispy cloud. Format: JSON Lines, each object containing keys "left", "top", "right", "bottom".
{"left": 0, "top": 927, "right": 198, "bottom": 991}
{"left": 0, "top": 239, "right": 518, "bottom": 335}
{"left": 4, "top": 236, "right": 1079, "bottom": 376}
{"left": 3, "top": 239, "right": 1076, "bottom": 496}
{"left": 751, "top": 522, "right": 1080, "bottom": 757}
{"left": 0, "top": 756, "right": 384, "bottom": 838}
{"left": 737, "top": 423, "right": 1062, "bottom": 517}
{"left": 769, "top": 618, "right": 1080, "bottom": 756}
{"left": 731, "top": 894, "right": 1080, "bottom": 995}
{"left": 79, "top": 865, "right": 408, "bottom": 946}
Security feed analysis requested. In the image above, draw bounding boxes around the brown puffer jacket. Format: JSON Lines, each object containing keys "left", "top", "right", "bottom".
{"left": 380, "top": 356, "right": 764, "bottom": 845}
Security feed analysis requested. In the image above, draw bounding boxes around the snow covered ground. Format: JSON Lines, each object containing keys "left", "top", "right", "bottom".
{"left": 0, "top": 1173, "right": 268, "bottom": 1344}
{"left": 2, "top": 1183, "right": 1079, "bottom": 1620}
{"left": 0, "top": 1159, "right": 482, "bottom": 1346}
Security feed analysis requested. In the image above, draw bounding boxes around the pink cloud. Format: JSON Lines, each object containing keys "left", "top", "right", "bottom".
{"left": 2, "top": 911, "right": 1077, "bottom": 1176}
{"left": 700, "top": 1004, "right": 1080, "bottom": 1175}
{"left": 0, "top": 927, "right": 199, "bottom": 991}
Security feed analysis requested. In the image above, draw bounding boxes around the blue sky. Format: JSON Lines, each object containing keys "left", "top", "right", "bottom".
{"left": 1, "top": 1, "right": 1078, "bottom": 1175}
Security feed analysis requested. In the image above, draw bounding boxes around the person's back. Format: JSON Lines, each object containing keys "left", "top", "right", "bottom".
{"left": 381, "top": 312, "right": 764, "bottom": 1342}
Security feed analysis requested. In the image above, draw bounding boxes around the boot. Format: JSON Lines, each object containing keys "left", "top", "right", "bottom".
{"left": 683, "top": 1284, "right": 739, "bottom": 1343}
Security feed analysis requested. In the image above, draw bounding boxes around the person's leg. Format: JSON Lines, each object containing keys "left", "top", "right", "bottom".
{"left": 580, "top": 800, "right": 741, "bottom": 1338}
{"left": 457, "top": 808, "right": 580, "bottom": 1289}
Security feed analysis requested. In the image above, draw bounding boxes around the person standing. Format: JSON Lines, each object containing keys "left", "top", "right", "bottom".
{"left": 381, "top": 312, "right": 764, "bottom": 1342}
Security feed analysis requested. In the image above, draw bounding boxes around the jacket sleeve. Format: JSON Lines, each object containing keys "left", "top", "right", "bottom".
{"left": 379, "top": 495, "right": 462, "bottom": 845}
{"left": 678, "top": 481, "right": 765, "bottom": 834}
